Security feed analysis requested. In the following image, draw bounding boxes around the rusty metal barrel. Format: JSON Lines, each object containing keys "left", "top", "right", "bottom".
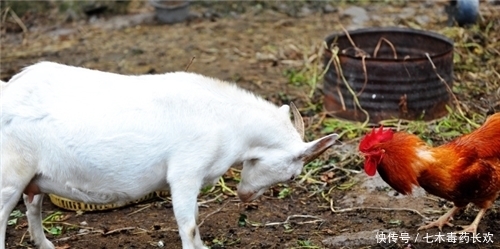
{"left": 323, "top": 27, "right": 454, "bottom": 123}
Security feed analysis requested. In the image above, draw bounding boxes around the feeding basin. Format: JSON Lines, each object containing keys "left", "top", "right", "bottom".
{"left": 323, "top": 27, "right": 454, "bottom": 123}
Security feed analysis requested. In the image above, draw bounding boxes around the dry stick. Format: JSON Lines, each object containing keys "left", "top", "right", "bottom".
{"left": 336, "top": 85, "right": 346, "bottom": 111}
{"left": 373, "top": 37, "right": 397, "bottom": 59}
{"left": 329, "top": 199, "right": 429, "bottom": 220}
{"left": 424, "top": 53, "right": 479, "bottom": 128}
{"left": 127, "top": 203, "right": 153, "bottom": 216}
{"left": 340, "top": 26, "right": 357, "bottom": 54}
{"left": 104, "top": 226, "right": 136, "bottom": 236}
{"left": 366, "top": 37, "right": 399, "bottom": 96}
{"left": 8, "top": 8, "right": 28, "bottom": 34}
{"left": 321, "top": 38, "right": 369, "bottom": 124}
{"left": 184, "top": 56, "right": 195, "bottom": 71}
{"left": 306, "top": 45, "right": 320, "bottom": 98}
{"left": 18, "top": 230, "right": 28, "bottom": 246}
{"left": 198, "top": 193, "right": 224, "bottom": 206}
{"left": 54, "top": 226, "right": 135, "bottom": 242}
{"left": 329, "top": 49, "right": 346, "bottom": 111}
{"left": 331, "top": 45, "right": 370, "bottom": 127}
{"left": 128, "top": 193, "right": 224, "bottom": 217}
{"left": 54, "top": 230, "right": 104, "bottom": 242}
{"left": 299, "top": 165, "right": 325, "bottom": 184}
{"left": 1, "top": 7, "right": 10, "bottom": 24}
{"left": 339, "top": 26, "right": 369, "bottom": 97}
{"left": 329, "top": 161, "right": 361, "bottom": 175}
{"left": 309, "top": 111, "right": 327, "bottom": 131}
{"left": 264, "top": 215, "right": 325, "bottom": 226}
{"left": 198, "top": 201, "right": 228, "bottom": 227}
{"left": 42, "top": 221, "right": 93, "bottom": 228}
{"left": 319, "top": 41, "right": 335, "bottom": 79}
{"left": 356, "top": 56, "right": 369, "bottom": 96}
{"left": 7, "top": 8, "right": 28, "bottom": 47}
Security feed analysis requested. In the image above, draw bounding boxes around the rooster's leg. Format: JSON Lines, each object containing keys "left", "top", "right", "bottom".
{"left": 456, "top": 208, "right": 486, "bottom": 234}
{"left": 417, "top": 206, "right": 461, "bottom": 231}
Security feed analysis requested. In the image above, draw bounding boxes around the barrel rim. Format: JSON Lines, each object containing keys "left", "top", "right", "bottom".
{"left": 324, "top": 27, "right": 454, "bottom": 62}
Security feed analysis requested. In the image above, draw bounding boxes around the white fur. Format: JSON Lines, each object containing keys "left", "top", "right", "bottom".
{"left": 0, "top": 62, "right": 338, "bottom": 249}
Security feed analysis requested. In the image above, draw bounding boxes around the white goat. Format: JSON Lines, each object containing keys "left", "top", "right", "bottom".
{"left": 0, "top": 62, "right": 339, "bottom": 249}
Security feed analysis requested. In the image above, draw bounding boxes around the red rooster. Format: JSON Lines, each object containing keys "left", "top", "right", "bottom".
{"left": 359, "top": 113, "right": 500, "bottom": 234}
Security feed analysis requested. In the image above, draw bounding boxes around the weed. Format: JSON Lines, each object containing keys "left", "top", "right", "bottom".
{"left": 284, "top": 68, "right": 308, "bottom": 87}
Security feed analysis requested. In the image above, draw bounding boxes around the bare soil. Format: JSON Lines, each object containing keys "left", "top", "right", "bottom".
{"left": 2, "top": 1, "right": 500, "bottom": 249}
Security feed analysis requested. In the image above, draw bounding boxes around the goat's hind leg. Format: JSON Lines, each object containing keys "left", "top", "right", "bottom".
{"left": 24, "top": 194, "right": 55, "bottom": 249}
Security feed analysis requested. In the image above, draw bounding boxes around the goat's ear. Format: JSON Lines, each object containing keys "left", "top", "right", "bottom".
{"left": 300, "top": 133, "right": 339, "bottom": 165}
{"left": 278, "top": 104, "right": 290, "bottom": 115}
{"left": 289, "top": 102, "right": 305, "bottom": 140}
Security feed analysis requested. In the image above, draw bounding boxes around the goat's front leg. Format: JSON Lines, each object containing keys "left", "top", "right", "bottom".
{"left": 170, "top": 180, "right": 207, "bottom": 249}
{"left": 0, "top": 186, "right": 25, "bottom": 249}
{"left": 23, "top": 194, "right": 55, "bottom": 249}
{"left": 1, "top": 152, "right": 37, "bottom": 249}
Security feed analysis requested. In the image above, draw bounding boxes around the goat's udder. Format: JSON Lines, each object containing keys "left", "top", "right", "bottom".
{"left": 23, "top": 181, "right": 41, "bottom": 203}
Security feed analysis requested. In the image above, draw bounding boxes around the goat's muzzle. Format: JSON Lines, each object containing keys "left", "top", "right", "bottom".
{"left": 237, "top": 189, "right": 256, "bottom": 203}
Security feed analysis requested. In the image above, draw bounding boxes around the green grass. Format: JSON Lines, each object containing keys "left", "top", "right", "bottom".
{"left": 295, "top": 239, "right": 321, "bottom": 249}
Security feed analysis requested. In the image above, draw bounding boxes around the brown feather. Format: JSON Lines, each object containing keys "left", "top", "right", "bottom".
{"left": 366, "top": 113, "right": 500, "bottom": 208}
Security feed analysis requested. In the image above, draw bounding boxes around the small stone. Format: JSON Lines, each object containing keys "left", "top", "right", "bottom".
{"left": 323, "top": 4, "right": 337, "bottom": 13}
{"left": 343, "top": 6, "right": 369, "bottom": 24}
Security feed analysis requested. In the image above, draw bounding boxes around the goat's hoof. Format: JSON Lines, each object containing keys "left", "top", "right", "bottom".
{"left": 38, "top": 239, "right": 55, "bottom": 249}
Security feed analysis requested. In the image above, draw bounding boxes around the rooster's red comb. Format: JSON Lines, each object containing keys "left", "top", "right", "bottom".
{"left": 359, "top": 126, "right": 394, "bottom": 152}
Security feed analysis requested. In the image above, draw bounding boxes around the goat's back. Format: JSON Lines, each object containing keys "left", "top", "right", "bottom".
{"left": 2, "top": 62, "right": 271, "bottom": 120}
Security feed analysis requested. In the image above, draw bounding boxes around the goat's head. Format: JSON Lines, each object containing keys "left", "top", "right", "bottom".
{"left": 236, "top": 103, "right": 339, "bottom": 202}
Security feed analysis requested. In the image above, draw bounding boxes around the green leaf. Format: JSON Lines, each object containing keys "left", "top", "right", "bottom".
{"left": 238, "top": 213, "right": 247, "bottom": 227}
{"left": 8, "top": 210, "right": 25, "bottom": 226}
{"left": 278, "top": 187, "right": 291, "bottom": 199}
{"left": 8, "top": 218, "right": 18, "bottom": 226}
{"left": 48, "top": 226, "right": 63, "bottom": 235}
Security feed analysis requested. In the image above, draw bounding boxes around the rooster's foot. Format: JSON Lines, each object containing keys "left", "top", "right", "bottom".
{"left": 417, "top": 206, "right": 461, "bottom": 231}
{"left": 456, "top": 224, "right": 478, "bottom": 235}
{"left": 418, "top": 219, "right": 454, "bottom": 231}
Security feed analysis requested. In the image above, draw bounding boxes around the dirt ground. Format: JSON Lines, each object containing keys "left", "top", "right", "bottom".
{"left": 2, "top": 1, "right": 500, "bottom": 249}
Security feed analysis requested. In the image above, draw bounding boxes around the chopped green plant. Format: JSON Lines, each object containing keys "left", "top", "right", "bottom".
{"left": 283, "top": 223, "right": 294, "bottom": 233}
{"left": 296, "top": 239, "right": 320, "bottom": 249}
{"left": 8, "top": 210, "right": 24, "bottom": 226}
{"left": 278, "top": 187, "right": 292, "bottom": 199}
{"left": 42, "top": 211, "right": 65, "bottom": 236}
{"left": 388, "top": 219, "right": 402, "bottom": 226}
{"left": 211, "top": 236, "right": 240, "bottom": 247}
